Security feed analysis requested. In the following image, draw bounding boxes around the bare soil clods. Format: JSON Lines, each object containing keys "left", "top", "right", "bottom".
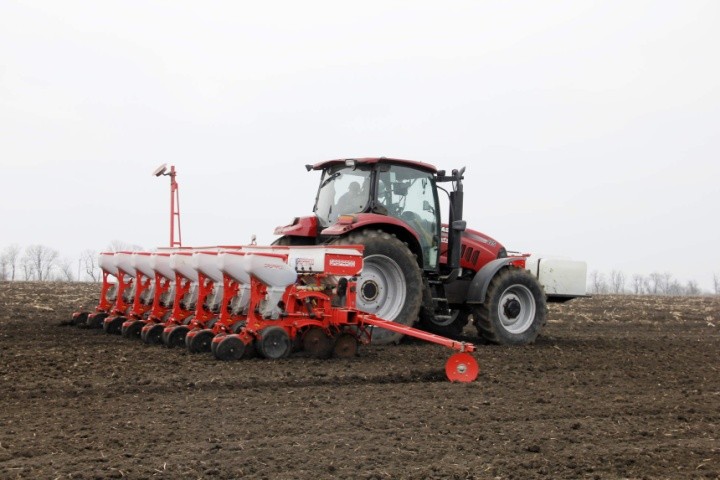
{"left": 1, "top": 282, "right": 718, "bottom": 479}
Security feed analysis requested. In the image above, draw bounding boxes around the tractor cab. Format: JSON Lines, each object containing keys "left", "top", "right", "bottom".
{"left": 312, "top": 159, "right": 442, "bottom": 270}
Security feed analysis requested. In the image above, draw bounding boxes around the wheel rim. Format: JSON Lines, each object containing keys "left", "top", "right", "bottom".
{"left": 496, "top": 284, "right": 536, "bottom": 334}
{"left": 356, "top": 254, "right": 406, "bottom": 320}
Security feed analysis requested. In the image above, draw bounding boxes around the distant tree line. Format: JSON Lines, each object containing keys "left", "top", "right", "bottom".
{"left": 0, "top": 241, "right": 141, "bottom": 282}
{"left": 2, "top": 244, "right": 719, "bottom": 295}
{"left": 589, "top": 270, "right": 720, "bottom": 296}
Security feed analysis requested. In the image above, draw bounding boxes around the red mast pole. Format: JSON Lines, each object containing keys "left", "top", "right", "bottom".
{"left": 169, "top": 165, "right": 182, "bottom": 247}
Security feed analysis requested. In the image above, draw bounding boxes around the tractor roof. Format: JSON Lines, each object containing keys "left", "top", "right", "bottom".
{"left": 310, "top": 157, "right": 438, "bottom": 174}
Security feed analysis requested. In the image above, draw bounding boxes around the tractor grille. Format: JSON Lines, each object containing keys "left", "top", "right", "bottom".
{"left": 460, "top": 245, "right": 480, "bottom": 265}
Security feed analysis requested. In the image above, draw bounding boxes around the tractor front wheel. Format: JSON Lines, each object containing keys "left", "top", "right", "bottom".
{"left": 473, "top": 267, "right": 547, "bottom": 345}
{"left": 334, "top": 230, "right": 422, "bottom": 345}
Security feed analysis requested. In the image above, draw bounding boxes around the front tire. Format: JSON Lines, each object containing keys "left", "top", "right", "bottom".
{"left": 473, "top": 267, "right": 547, "bottom": 345}
{"left": 334, "top": 230, "right": 422, "bottom": 345}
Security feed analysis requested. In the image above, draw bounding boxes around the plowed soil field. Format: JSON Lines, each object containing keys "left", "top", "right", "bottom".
{"left": 0, "top": 282, "right": 718, "bottom": 479}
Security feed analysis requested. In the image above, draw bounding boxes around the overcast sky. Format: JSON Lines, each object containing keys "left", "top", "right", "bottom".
{"left": 1, "top": 1, "right": 718, "bottom": 289}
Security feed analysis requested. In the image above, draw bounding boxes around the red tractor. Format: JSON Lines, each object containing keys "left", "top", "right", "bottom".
{"left": 274, "top": 158, "right": 586, "bottom": 345}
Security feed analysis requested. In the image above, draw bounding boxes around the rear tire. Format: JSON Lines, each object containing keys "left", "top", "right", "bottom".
{"left": 334, "top": 230, "right": 422, "bottom": 345}
{"left": 473, "top": 267, "right": 547, "bottom": 345}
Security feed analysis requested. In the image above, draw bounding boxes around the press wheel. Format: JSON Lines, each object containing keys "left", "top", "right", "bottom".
{"left": 72, "top": 312, "right": 88, "bottom": 327}
{"left": 188, "top": 329, "right": 214, "bottom": 353}
{"left": 165, "top": 325, "right": 189, "bottom": 349}
{"left": 87, "top": 313, "right": 107, "bottom": 329}
{"left": 211, "top": 334, "right": 223, "bottom": 356}
{"left": 257, "top": 326, "right": 291, "bottom": 359}
{"left": 103, "top": 316, "right": 124, "bottom": 335}
{"left": 214, "top": 335, "right": 246, "bottom": 361}
{"left": 142, "top": 324, "right": 164, "bottom": 344}
{"left": 122, "top": 320, "right": 143, "bottom": 339}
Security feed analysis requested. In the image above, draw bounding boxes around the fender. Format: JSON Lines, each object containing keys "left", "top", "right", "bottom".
{"left": 320, "top": 213, "right": 420, "bottom": 241}
{"left": 465, "top": 257, "right": 526, "bottom": 304}
{"left": 273, "top": 216, "right": 318, "bottom": 238}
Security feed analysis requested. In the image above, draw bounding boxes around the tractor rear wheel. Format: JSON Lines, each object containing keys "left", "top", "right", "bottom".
{"left": 473, "top": 267, "right": 547, "bottom": 345}
{"left": 334, "top": 230, "right": 422, "bottom": 345}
